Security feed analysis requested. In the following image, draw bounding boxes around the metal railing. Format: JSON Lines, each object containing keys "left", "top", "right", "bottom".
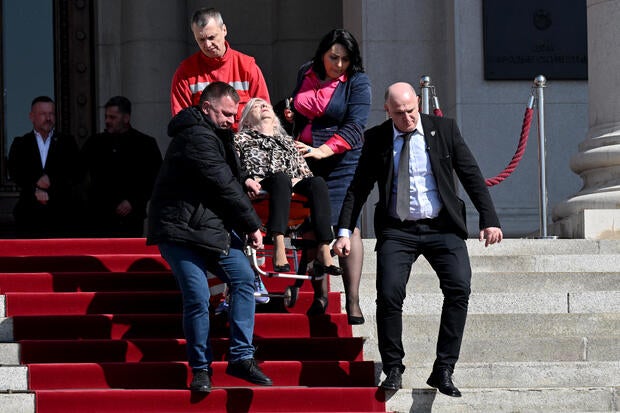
{"left": 418, "top": 74, "right": 555, "bottom": 238}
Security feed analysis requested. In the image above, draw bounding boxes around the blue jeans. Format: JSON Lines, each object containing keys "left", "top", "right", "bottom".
{"left": 158, "top": 233, "right": 256, "bottom": 371}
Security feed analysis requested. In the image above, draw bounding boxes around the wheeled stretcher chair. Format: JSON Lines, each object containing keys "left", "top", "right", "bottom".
{"left": 247, "top": 191, "right": 334, "bottom": 308}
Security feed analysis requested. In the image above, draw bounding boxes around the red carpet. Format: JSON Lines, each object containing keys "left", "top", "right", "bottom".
{"left": 0, "top": 238, "right": 386, "bottom": 412}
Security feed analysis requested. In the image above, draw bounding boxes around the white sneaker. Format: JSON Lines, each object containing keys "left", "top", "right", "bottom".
{"left": 254, "top": 275, "right": 270, "bottom": 304}
{"left": 214, "top": 299, "right": 230, "bottom": 315}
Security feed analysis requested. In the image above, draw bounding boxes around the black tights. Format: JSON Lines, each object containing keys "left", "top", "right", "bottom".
{"left": 260, "top": 172, "right": 333, "bottom": 243}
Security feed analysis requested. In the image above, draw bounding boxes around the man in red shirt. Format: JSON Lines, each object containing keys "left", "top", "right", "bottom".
{"left": 171, "top": 8, "right": 270, "bottom": 130}
{"left": 171, "top": 8, "right": 271, "bottom": 308}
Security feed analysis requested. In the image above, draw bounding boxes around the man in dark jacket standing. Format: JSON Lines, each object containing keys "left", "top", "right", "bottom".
{"left": 147, "top": 82, "right": 272, "bottom": 392}
{"left": 334, "top": 82, "right": 503, "bottom": 396}
{"left": 8, "top": 96, "right": 80, "bottom": 238}
{"left": 82, "top": 96, "right": 162, "bottom": 237}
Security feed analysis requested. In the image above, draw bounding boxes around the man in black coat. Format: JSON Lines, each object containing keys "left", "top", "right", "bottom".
{"left": 82, "top": 96, "right": 162, "bottom": 237}
{"left": 146, "top": 82, "right": 272, "bottom": 393}
{"left": 8, "top": 96, "right": 80, "bottom": 238}
{"left": 334, "top": 82, "right": 503, "bottom": 396}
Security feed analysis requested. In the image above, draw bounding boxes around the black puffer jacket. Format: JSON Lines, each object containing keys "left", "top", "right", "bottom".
{"left": 146, "top": 106, "right": 261, "bottom": 254}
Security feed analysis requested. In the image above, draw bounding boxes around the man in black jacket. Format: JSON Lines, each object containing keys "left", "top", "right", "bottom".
{"left": 147, "top": 82, "right": 272, "bottom": 392}
{"left": 82, "top": 96, "right": 162, "bottom": 236}
{"left": 8, "top": 96, "right": 80, "bottom": 238}
{"left": 334, "top": 82, "right": 503, "bottom": 396}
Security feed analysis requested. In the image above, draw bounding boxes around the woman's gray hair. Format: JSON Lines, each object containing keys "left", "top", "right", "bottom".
{"left": 238, "top": 98, "right": 288, "bottom": 137}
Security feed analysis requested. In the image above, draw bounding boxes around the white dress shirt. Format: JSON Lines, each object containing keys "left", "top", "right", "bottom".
{"left": 34, "top": 129, "right": 53, "bottom": 169}
{"left": 390, "top": 122, "right": 443, "bottom": 220}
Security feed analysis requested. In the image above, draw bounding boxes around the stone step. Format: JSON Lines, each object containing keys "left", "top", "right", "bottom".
{"left": 352, "top": 313, "right": 620, "bottom": 339}
{"left": 387, "top": 386, "right": 619, "bottom": 413}
{"left": 0, "top": 387, "right": 617, "bottom": 413}
{"left": 1, "top": 356, "right": 601, "bottom": 389}
{"left": 2, "top": 360, "right": 618, "bottom": 390}
{"left": 462, "top": 238, "right": 620, "bottom": 256}
{"left": 363, "top": 335, "right": 619, "bottom": 364}
{"left": 361, "top": 238, "right": 620, "bottom": 256}
{"left": 0, "top": 344, "right": 19, "bottom": 365}
{"left": 382, "top": 361, "right": 620, "bottom": 390}
{"left": 0, "top": 366, "right": 27, "bottom": 391}
{"left": 353, "top": 291, "right": 620, "bottom": 315}
{"left": 0, "top": 393, "right": 34, "bottom": 413}
{"left": 332, "top": 271, "right": 620, "bottom": 294}
{"left": 356, "top": 239, "right": 620, "bottom": 274}
{"left": 358, "top": 314, "right": 620, "bottom": 364}
{"left": 356, "top": 253, "right": 620, "bottom": 274}
{"left": 0, "top": 388, "right": 617, "bottom": 413}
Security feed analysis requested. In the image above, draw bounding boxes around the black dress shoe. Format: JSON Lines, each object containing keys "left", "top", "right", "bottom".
{"left": 426, "top": 368, "right": 462, "bottom": 397}
{"left": 226, "top": 358, "right": 273, "bottom": 386}
{"left": 189, "top": 369, "right": 212, "bottom": 393}
{"left": 379, "top": 367, "right": 402, "bottom": 390}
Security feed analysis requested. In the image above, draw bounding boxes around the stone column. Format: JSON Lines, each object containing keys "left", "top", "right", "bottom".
{"left": 552, "top": 0, "right": 620, "bottom": 239}
{"left": 119, "top": 1, "right": 188, "bottom": 151}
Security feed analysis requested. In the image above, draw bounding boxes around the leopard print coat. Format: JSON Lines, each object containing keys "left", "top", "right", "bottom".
{"left": 234, "top": 129, "right": 313, "bottom": 181}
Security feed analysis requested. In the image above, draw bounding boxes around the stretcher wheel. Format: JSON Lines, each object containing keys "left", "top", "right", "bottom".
{"left": 283, "top": 285, "right": 299, "bottom": 308}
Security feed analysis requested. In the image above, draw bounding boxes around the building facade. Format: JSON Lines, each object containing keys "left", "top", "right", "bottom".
{"left": 2, "top": 0, "right": 601, "bottom": 238}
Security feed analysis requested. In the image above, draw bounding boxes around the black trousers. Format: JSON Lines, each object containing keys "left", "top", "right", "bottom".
{"left": 375, "top": 215, "right": 471, "bottom": 374}
{"left": 260, "top": 172, "right": 333, "bottom": 243}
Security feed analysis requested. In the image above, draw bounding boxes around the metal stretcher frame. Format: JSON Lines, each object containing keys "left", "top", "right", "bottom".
{"left": 247, "top": 191, "right": 326, "bottom": 307}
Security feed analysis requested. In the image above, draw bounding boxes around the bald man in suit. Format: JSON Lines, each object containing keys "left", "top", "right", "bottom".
{"left": 334, "top": 82, "right": 502, "bottom": 396}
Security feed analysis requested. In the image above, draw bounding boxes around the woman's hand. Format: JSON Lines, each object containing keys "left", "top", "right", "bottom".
{"left": 294, "top": 141, "right": 333, "bottom": 160}
{"left": 245, "top": 178, "right": 262, "bottom": 199}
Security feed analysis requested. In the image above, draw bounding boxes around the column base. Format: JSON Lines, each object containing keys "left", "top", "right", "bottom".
{"left": 552, "top": 209, "right": 620, "bottom": 239}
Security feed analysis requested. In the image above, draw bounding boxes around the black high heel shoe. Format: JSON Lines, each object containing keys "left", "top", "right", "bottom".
{"left": 306, "top": 296, "right": 328, "bottom": 316}
{"left": 346, "top": 303, "right": 365, "bottom": 325}
{"left": 273, "top": 262, "right": 291, "bottom": 273}
{"left": 347, "top": 314, "right": 365, "bottom": 325}
{"left": 312, "top": 261, "right": 343, "bottom": 276}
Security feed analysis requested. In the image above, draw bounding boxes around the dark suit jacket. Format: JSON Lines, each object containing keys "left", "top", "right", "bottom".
{"left": 338, "top": 115, "right": 500, "bottom": 239}
{"left": 8, "top": 130, "right": 80, "bottom": 236}
{"left": 81, "top": 128, "right": 162, "bottom": 235}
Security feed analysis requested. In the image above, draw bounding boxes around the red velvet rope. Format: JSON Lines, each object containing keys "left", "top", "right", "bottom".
{"left": 484, "top": 107, "right": 533, "bottom": 187}
{"left": 431, "top": 106, "right": 533, "bottom": 187}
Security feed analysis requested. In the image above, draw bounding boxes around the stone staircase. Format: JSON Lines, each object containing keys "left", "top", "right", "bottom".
{"left": 0, "top": 238, "right": 384, "bottom": 413}
{"left": 331, "top": 238, "right": 620, "bottom": 412}
{"left": 1, "top": 238, "right": 618, "bottom": 412}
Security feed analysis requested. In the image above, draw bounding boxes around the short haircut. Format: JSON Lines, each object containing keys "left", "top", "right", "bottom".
{"left": 191, "top": 8, "right": 224, "bottom": 28}
{"left": 199, "top": 82, "right": 240, "bottom": 105}
{"left": 31, "top": 96, "right": 54, "bottom": 109}
{"left": 312, "top": 29, "right": 365, "bottom": 79}
{"left": 105, "top": 96, "right": 132, "bottom": 114}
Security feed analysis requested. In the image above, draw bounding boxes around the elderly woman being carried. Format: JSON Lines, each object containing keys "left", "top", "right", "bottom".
{"left": 235, "top": 98, "right": 342, "bottom": 280}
